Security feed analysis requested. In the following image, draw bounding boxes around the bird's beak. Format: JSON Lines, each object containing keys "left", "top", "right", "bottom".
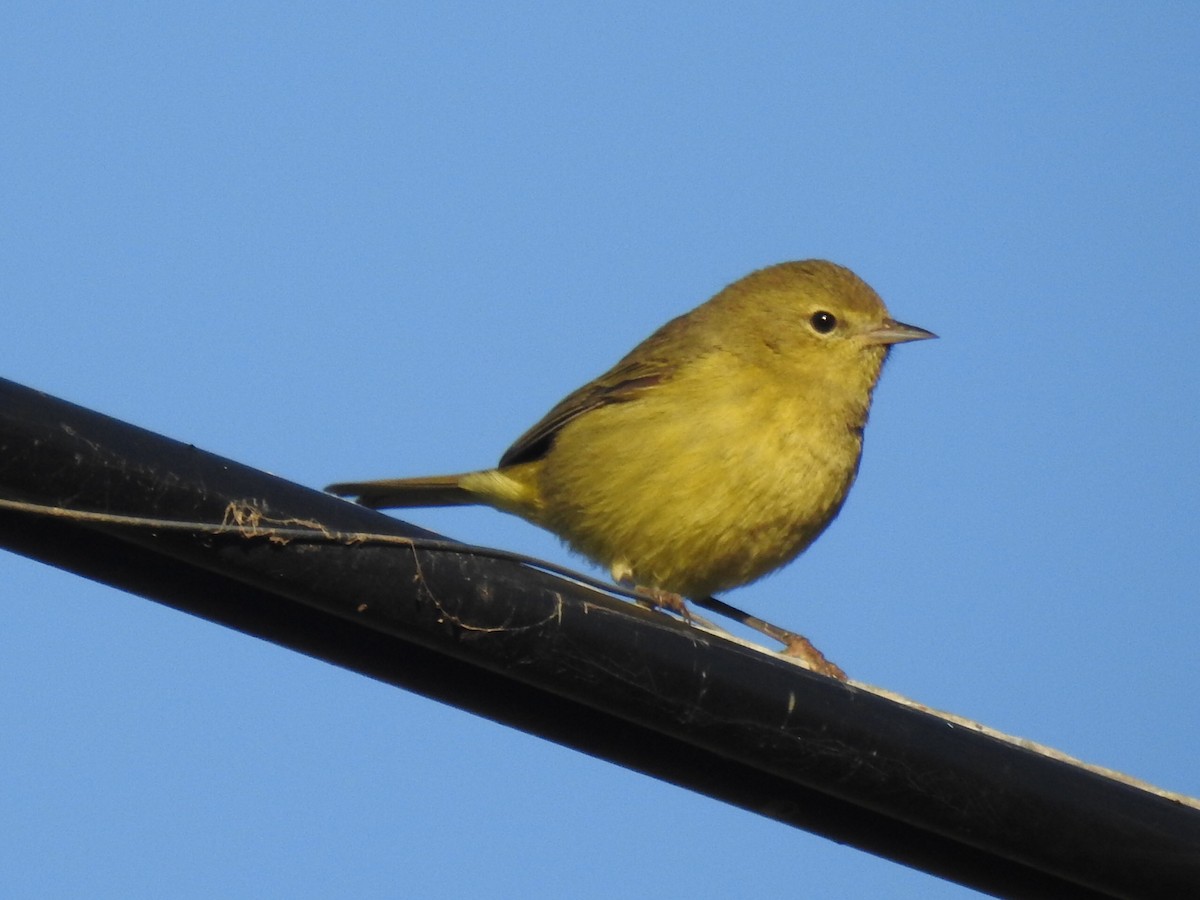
{"left": 862, "top": 319, "right": 938, "bottom": 346}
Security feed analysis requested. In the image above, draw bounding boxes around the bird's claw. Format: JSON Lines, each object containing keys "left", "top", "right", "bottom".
{"left": 780, "top": 633, "right": 848, "bottom": 681}
{"left": 633, "top": 586, "right": 695, "bottom": 624}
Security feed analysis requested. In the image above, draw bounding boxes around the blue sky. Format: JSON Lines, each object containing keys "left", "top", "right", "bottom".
{"left": 2, "top": 4, "right": 1197, "bottom": 898}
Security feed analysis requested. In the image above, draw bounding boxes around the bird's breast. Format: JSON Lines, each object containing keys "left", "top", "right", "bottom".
{"left": 537, "top": 359, "right": 866, "bottom": 597}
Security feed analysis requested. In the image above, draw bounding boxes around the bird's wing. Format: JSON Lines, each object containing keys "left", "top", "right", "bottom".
{"left": 498, "top": 357, "right": 670, "bottom": 467}
{"left": 498, "top": 313, "right": 699, "bottom": 468}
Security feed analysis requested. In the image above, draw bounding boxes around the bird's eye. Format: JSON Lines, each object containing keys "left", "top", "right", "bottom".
{"left": 810, "top": 311, "right": 837, "bottom": 334}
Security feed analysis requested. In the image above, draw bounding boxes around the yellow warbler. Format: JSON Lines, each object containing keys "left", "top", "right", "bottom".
{"left": 329, "top": 260, "right": 934, "bottom": 677}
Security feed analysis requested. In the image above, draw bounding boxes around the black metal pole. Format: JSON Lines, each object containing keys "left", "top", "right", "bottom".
{"left": 1, "top": 376, "right": 1196, "bottom": 899}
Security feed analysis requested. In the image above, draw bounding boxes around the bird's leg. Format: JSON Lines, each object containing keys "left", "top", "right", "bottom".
{"left": 616, "top": 577, "right": 842, "bottom": 678}
{"left": 692, "top": 595, "right": 847, "bottom": 681}
{"left": 626, "top": 586, "right": 730, "bottom": 636}
{"left": 612, "top": 562, "right": 702, "bottom": 625}
{"left": 631, "top": 585, "right": 694, "bottom": 623}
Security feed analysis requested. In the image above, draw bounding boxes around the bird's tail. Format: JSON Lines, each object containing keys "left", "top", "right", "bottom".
{"left": 326, "top": 473, "right": 479, "bottom": 509}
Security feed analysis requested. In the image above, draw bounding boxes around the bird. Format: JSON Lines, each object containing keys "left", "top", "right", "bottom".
{"left": 328, "top": 260, "right": 935, "bottom": 678}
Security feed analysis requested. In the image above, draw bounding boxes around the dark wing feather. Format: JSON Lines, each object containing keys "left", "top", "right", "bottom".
{"left": 498, "top": 312, "right": 702, "bottom": 468}
{"left": 498, "top": 361, "right": 668, "bottom": 467}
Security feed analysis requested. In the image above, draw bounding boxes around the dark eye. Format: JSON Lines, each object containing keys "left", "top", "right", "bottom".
{"left": 810, "top": 311, "right": 837, "bottom": 334}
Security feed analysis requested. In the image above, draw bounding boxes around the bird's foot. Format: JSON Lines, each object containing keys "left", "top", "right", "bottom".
{"left": 778, "top": 633, "right": 847, "bottom": 681}
{"left": 691, "top": 595, "right": 847, "bottom": 681}
{"left": 625, "top": 587, "right": 845, "bottom": 679}
{"left": 633, "top": 586, "right": 695, "bottom": 623}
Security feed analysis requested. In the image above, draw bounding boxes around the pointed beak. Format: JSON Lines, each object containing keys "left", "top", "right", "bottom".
{"left": 862, "top": 319, "right": 938, "bottom": 346}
